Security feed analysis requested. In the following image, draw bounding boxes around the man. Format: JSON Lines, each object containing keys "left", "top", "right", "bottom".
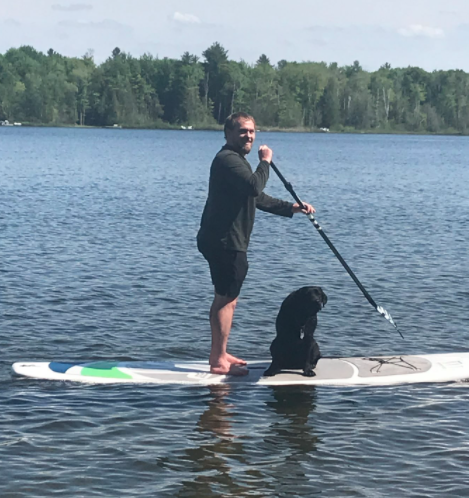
{"left": 197, "top": 112, "right": 315, "bottom": 376}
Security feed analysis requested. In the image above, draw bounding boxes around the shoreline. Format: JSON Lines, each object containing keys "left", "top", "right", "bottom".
{"left": 1, "top": 122, "right": 466, "bottom": 137}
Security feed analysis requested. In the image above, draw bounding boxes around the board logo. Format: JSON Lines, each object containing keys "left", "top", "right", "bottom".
{"left": 439, "top": 361, "right": 463, "bottom": 369}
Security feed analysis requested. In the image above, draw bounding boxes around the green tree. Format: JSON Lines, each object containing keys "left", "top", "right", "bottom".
{"left": 369, "top": 64, "right": 394, "bottom": 128}
{"left": 319, "top": 76, "right": 340, "bottom": 128}
{"left": 250, "top": 57, "right": 279, "bottom": 126}
{"left": 202, "top": 42, "right": 230, "bottom": 122}
{"left": 175, "top": 52, "right": 214, "bottom": 125}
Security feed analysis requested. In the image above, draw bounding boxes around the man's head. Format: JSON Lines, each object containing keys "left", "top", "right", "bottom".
{"left": 224, "top": 112, "right": 256, "bottom": 156}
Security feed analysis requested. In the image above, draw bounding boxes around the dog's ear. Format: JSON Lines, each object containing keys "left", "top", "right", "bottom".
{"left": 310, "top": 287, "right": 327, "bottom": 309}
{"left": 320, "top": 289, "right": 328, "bottom": 307}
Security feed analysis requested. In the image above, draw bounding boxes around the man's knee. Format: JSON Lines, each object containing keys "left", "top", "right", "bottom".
{"left": 212, "top": 293, "right": 237, "bottom": 311}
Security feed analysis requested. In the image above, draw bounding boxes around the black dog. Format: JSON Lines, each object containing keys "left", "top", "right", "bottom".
{"left": 264, "top": 286, "right": 327, "bottom": 377}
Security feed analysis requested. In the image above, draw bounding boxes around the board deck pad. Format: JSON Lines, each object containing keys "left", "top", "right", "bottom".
{"left": 12, "top": 353, "right": 469, "bottom": 386}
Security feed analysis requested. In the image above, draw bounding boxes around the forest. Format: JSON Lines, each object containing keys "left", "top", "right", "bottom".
{"left": 1, "top": 42, "right": 469, "bottom": 133}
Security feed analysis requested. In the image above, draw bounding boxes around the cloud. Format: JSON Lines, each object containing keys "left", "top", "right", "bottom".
{"left": 439, "top": 10, "right": 458, "bottom": 17}
{"left": 57, "top": 19, "right": 131, "bottom": 31}
{"left": 172, "top": 12, "right": 201, "bottom": 24}
{"left": 305, "top": 25, "right": 344, "bottom": 34}
{"left": 398, "top": 25, "right": 444, "bottom": 39}
{"left": 3, "top": 18, "right": 21, "bottom": 27}
{"left": 52, "top": 3, "right": 93, "bottom": 11}
{"left": 308, "top": 38, "right": 328, "bottom": 48}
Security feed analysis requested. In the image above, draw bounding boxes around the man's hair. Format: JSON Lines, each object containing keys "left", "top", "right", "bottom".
{"left": 224, "top": 112, "right": 255, "bottom": 137}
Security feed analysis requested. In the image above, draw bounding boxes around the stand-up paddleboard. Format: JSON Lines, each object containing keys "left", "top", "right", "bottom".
{"left": 12, "top": 353, "right": 469, "bottom": 386}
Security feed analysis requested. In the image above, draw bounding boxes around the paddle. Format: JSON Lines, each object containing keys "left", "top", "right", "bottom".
{"left": 270, "top": 161, "right": 403, "bottom": 338}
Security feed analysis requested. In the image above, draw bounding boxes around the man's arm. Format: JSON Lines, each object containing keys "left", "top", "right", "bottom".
{"left": 255, "top": 193, "right": 294, "bottom": 217}
{"left": 222, "top": 153, "right": 270, "bottom": 197}
{"left": 256, "top": 194, "right": 316, "bottom": 216}
{"left": 221, "top": 144, "right": 274, "bottom": 197}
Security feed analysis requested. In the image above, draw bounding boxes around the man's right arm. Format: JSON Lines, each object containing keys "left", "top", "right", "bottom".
{"left": 222, "top": 153, "right": 270, "bottom": 197}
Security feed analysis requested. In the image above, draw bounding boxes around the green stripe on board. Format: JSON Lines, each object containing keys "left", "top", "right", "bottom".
{"left": 81, "top": 362, "right": 132, "bottom": 379}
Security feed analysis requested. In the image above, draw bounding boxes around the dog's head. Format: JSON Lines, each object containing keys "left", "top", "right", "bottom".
{"left": 290, "top": 286, "right": 327, "bottom": 316}
{"left": 277, "top": 286, "right": 328, "bottom": 332}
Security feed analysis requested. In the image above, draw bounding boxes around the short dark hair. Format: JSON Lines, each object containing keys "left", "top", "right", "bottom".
{"left": 224, "top": 112, "right": 256, "bottom": 137}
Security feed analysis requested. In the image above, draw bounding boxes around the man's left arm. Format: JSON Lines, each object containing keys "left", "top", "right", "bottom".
{"left": 256, "top": 193, "right": 315, "bottom": 217}
{"left": 255, "top": 192, "right": 293, "bottom": 217}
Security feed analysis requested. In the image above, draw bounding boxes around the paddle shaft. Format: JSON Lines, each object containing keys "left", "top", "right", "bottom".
{"left": 270, "top": 161, "right": 403, "bottom": 338}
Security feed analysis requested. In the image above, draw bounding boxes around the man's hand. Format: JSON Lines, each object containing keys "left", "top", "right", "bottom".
{"left": 292, "top": 202, "right": 315, "bottom": 214}
{"left": 258, "top": 145, "right": 273, "bottom": 164}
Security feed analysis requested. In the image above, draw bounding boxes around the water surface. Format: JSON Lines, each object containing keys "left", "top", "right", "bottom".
{"left": 1, "top": 127, "right": 469, "bottom": 497}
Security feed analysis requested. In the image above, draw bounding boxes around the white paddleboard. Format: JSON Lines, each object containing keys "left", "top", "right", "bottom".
{"left": 11, "top": 353, "right": 469, "bottom": 386}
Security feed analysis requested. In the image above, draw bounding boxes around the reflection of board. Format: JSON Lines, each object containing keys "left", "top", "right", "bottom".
{"left": 12, "top": 353, "right": 469, "bottom": 386}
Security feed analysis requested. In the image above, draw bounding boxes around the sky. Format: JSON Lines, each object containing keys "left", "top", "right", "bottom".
{"left": 2, "top": 0, "right": 469, "bottom": 71}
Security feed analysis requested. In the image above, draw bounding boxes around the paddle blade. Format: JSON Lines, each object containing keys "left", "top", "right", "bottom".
{"left": 376, "top": 305, "right": 404, "bottom": 338}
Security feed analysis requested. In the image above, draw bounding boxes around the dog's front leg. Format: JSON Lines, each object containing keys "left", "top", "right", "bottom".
{"left": 264, "top": 359, "right": 282, "bottom": 377}
{"left": 304, "top": 340, "right": 321, "bottom": 376}
{"left": 303, "top": 341, "right": 316, "bottom": 377}
{"left": 303, "top": 317, "right": 320, "bottom": 377}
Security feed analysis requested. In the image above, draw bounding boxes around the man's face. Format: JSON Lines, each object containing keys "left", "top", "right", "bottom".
{"left": 226, "top": 118, "right": 256, "bottom": 155}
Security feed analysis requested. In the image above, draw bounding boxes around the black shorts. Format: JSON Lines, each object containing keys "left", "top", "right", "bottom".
{"left": 198, "top": 245, "right": 248, "bottom": 299}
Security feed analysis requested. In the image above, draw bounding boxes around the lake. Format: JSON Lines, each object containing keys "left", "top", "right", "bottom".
{"left": 1, "top": 127, "right": 469, "bottom": 497}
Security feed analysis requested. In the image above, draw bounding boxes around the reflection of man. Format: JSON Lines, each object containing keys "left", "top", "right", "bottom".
{"left": 197, "top": 112, "right": 315, "bottom": 376}
{"left": 198, "top": 385, "right": 233, "bottom": 439}
{"left": 176, "top": 385, "right": 244, "bottom": 498}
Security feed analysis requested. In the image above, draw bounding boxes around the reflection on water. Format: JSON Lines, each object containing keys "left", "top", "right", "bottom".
{"left": 266, "top": 386, "right": 319, "bottom": 455}
{"left": 175, "top": 385, "right": 319, "bottom": 497}
{"left": 263, "top": 387, "right": 321, "bottom": 497}
{"left": 176, "top": 385, "right": 247, "bottom": 497}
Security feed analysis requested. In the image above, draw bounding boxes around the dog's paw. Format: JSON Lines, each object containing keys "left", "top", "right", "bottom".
{"left": 303, "top": 369, "right": 316, "bottom": 377}
{"left": 264, "top": 365, "right": 280, "bottom": 377}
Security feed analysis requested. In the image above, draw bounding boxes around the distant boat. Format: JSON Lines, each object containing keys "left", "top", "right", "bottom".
{"left": 104, "top": 124, "right": 122, "bottom": 129}
{"left": 13, "top": 122, "right": 22, "bottom": 126}
{"left": 181, "top": 125, "right": 193, "bottom": 130}
{"left": 319, "top": 127, "right": 330, "bottom": 133}
{"left": 1, "top": 120, "right": 14, "bottom": 126}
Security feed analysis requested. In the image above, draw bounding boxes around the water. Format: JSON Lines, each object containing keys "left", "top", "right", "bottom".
{"left": 1, "top": 127, "right": 469, "bottom": 497}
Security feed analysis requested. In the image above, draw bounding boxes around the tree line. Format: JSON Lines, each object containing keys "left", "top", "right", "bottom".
{"left": 1, "top": 43, "right": 469, "bottom": 133}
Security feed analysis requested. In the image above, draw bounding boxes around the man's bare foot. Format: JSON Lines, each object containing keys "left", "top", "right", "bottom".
{"left": 210, "top": 362, "right": 248, "bottom": 376}
{"left": 226, "top": 353, "right": 247, "bottom": 365}
{"left": 210, "top": 352, "right": 247, "bottom": 366}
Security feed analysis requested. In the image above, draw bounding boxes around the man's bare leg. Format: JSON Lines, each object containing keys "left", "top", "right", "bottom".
{"left": 209, "top": 292, "right": 248, "bottom": 375}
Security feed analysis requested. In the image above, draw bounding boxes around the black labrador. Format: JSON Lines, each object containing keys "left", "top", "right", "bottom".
{"left": 264, "top": 286, "right": 327, "bottom": 377}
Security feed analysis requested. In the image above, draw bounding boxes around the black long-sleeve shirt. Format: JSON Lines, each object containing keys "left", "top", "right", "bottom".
{"left": 197, "top": 145, "right": 294, "bottom": 252}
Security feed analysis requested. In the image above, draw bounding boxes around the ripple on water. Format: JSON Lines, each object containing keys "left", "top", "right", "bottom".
{"left": 1, "top": 130, "right": 469, "bottom": 496}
